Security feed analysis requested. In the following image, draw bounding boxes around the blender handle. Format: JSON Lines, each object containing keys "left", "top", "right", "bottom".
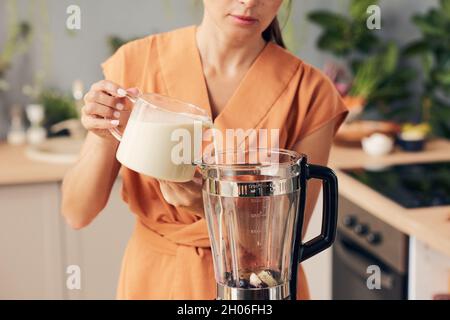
{"left": 299, "top": 164, "right": 338, "bottom": 262}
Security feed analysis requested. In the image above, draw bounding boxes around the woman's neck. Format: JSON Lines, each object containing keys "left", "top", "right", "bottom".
{"left": 196, "top": 15, "right": 267, "bottom": 75}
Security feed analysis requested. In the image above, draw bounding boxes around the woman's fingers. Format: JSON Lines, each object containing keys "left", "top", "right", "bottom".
{"left": 159, "top": 178, "right": 204, "bottom": 216}
{"left": 90, "top": 80, "right": 127, "bottom": 98}
{"left": 84, "top": 82, "right": 138, "bottom": 111}
{"left": 159, "top": 179, "right": 202, "bottom": 207}
{"left": 192, "top": 168, "right": 203, "bottom": 184}
{"left": 126, "top": 87, "right": 140, "bottom": 97}
{"left": 119, "top": 87, "right": 140, "bottom": 111}
{"left": 82, "top": 115, "right": 120, "bottom": 130}
{"left": 85, "top": 81, "right": 129, "bottom": 113}
{"left": 83, "top": 102, "right": 120, "bottom": 119}
{"left": 159, "top": 181, "right": 188, "bottom": 207}
{"left": 80, "top": 80, "right": 137, "bottom": 140}
{"left": 84, "top": 90, "right": 119, "bottom": 107}
{"left": 159, "top": 182, "right": 187, "bottom": 207}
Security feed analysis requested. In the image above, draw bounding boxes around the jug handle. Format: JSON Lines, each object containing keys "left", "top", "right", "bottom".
{"left": 109, "top": 127, "right": 123, "bottom": 142}
{"left": 299, "top": 164, "right": 339, "bottom": 262}
{"left": 107, "top": 94, "right": 137, "bottom": 142}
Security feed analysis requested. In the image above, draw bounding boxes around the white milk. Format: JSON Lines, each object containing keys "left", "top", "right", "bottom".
{"left": 116, "top": 110, "right": 209, "bottom": 182}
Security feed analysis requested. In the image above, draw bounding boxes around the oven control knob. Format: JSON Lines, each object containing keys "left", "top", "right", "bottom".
{"left": 343, "top": 215, "right": 357, "bottom": 228}
{"left": 366, "top": 232, "right": 382, "bottom": 245}
{"left": 354, "top": 223, "right": 369, "bottom": 236}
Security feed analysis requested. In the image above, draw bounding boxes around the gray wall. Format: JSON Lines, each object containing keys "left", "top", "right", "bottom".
{"left": 0, "top": 0, "right": 439, "bottom": 139}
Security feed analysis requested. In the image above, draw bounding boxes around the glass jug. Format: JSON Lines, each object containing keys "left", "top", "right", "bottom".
{"left": 199, "top": 148, "right": 338, "bottom": 300}
{"left": 109, "top": 93, "right": 212, "bottom": 182}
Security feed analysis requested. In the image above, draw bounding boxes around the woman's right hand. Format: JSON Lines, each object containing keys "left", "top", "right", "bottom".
{"left": 81, "top": 80, "right": 139, "bottom": 142}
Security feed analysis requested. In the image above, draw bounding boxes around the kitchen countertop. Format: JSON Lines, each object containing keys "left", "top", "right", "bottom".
{"left": 1, "top": 139, "right": 450, "bottom": 256}
{"left": 0, "top": 143, "right": 73, "bottom": 186}
{"left": 329, "top": 139, "right": 450, "bottom": 257}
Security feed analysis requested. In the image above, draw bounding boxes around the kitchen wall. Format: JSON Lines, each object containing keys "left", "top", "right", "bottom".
{"left": 0, "top": 0, "right": 439, "bottom": 139}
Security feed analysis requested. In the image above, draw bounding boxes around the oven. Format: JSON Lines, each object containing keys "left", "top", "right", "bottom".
{"left": 332, "top": 197, "right": 409, "bottom": 300}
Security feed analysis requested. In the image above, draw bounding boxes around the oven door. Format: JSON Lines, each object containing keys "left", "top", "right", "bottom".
{"left": 332, "top": 232, "right": 408, "bottom": 300}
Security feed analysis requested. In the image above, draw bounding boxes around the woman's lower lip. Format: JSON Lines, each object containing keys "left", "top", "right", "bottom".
{"left": 230, "top": 15, "right": 258, "bottom": 26}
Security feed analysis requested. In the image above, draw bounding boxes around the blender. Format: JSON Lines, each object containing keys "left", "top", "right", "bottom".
{"left": 200, "top": 148, "right": 338, "bottom": 300}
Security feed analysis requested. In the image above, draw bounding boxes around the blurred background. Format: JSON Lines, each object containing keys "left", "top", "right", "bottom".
{"left": 0, "top": 0, "right": 449, "bottom": 300}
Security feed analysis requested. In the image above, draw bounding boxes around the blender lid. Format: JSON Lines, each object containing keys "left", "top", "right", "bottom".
{"left": 200, "top": 148, "right": 304, "bottom": 197}
{"left": 197, "top": 148, "right": 305, "bottom": 169}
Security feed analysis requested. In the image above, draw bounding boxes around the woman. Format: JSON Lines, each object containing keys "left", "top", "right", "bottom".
{"left": 61, "top": 0, "right": 348, "bottom": 300}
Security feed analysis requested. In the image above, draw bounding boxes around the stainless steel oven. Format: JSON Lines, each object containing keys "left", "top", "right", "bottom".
{"left": 332, "top": 197, "right": 409, "bottom": 300}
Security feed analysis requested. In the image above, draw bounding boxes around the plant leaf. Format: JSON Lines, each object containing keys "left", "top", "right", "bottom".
{"left": 350, "top": 0, "right": 379, "bottom": 21}
{"left": 434, "top": 70, "right": 450, "bottom": 85}
{"left": 403, "top": 41, "right": 429, "bottom": 56}
{"left": 442, "top": 0, "right": 450, "bottom": 18}
{"left": 381, "top": 43, "right": 399, "bottom": 74}
{"left": 307, "top": 11, "right": 350, "bottom": 31}
{"left": 317, "top": 32, "right": 351, "bottom": 56}
{"left": 412, "top": 14, "right": 446, "bottom": 37}
{"left": 353, "top": 28, "right": 379, "bottom": 54}
{"left": 421, "top": 52, "right": 435, "bottom": 79}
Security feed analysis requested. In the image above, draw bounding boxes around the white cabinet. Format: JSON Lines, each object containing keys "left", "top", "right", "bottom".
{"left": 302, "top": 189, "right": 333, "bottom": 300}
{"left": 0, "top": 180, "right": 134, "bottom": 300}
{"left": 0, "top": 183, "right": 63, "bottom": 299}
{"left": 408, "top": 236, "right": 450, "bottom": 300}
{"left": 62, "top": 181, "right": 134, "bottom": 299}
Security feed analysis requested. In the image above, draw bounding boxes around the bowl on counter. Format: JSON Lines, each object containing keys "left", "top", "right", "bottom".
{"left": 396, "top": 132, "right": 426, "bottom": 152}
{"left": 396, "top": 123, "right": 430, "bottom": 152}
{"left": 362, "top": 133, "right": 395, "bottom": 157}
{"left": 335, "top": 120, "right": 401, "bottom": 147}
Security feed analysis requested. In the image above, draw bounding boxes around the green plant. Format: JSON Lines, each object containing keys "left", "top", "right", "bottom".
{"left": 404, "top": 0, "right": 450, "bottom": 138}
{"left": 0, "top": 0, "right": 32, "bottom": 90}
{"left": 349, "top": 43, "right": 398, "bottom": 98}
{"left": 308, "top": 0, "right": 415, "bottom": 120}
{"left": 38, "top": 90, "right": 78, "bottom": 129}
{"left": 307, "top": 0, "right": 379, "bottom": 57}
{"left": 0, "top": 22, "right": 31, "bottom": 74}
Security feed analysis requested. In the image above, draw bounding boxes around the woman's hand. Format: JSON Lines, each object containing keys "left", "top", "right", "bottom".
{"left": 81, "top": 80, "right": 139, "bottom": 142}
{"left": 159, "top": 170, "right": 204, "bottom": 216}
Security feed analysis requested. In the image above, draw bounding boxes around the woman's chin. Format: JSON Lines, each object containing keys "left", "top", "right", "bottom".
{"left": 221, "top": 24, "right": 259, "bottom": 42}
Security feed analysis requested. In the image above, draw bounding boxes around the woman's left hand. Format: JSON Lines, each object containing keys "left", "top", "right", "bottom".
{"left": 158, "top": 170, "right": 204, "bottom": 216}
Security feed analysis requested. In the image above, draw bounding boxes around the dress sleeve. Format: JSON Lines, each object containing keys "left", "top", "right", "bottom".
{"left": 296, "top": 64, "right": 349, "bottom": 141}
{"left": 101, "top": 46, "right": 127, "bottom": 86}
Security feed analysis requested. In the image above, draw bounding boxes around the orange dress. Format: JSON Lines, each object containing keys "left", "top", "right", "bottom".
{"left": 101, "top": 25, "right": 348, "bottom": 300}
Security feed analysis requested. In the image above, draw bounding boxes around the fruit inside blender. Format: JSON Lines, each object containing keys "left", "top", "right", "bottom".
{"left": 224, "top": 269, "right": 282, "bottom": 289}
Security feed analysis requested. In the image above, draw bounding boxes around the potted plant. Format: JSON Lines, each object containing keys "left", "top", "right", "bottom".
{"left": 308, "top": 0, "right": 415, "bottom": 119}
{"left": 0, "top": 20, "right": 32, "bottom": 90}
{"left": 0, "top": 0, "right": 32, "bottom": 142}
{"left": 308, "top": 0, "right": 410, "bottom": 146}
{"left": 404, "top": 0, "right": 450, "bottom": 140}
